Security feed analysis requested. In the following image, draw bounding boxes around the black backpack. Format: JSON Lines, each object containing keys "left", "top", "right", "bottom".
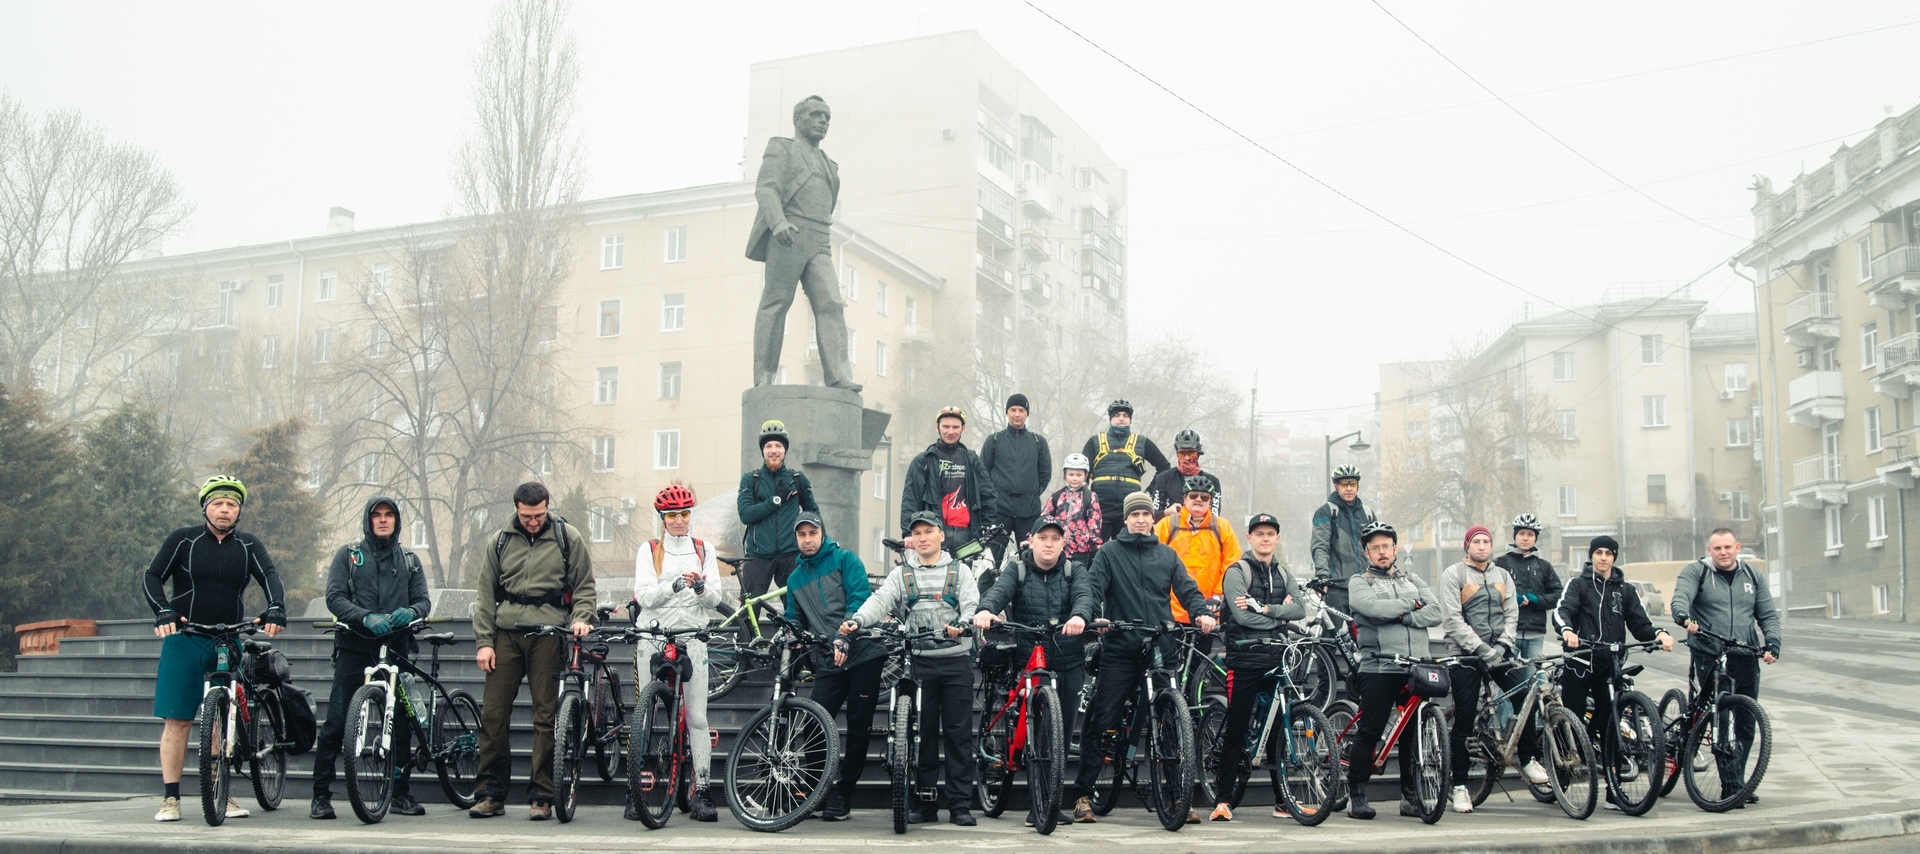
{"left": 280, "top": 686, "right": 317, "bottom": 756}
{"left": 491, "top": 515, "right": 576, "bottom": 608}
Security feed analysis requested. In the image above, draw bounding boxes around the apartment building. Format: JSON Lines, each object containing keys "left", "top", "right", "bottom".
{"left": 1739, "top": 101, "right": 1920, "bottom": 621}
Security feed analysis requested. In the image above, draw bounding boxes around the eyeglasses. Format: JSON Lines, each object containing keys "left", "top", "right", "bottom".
{"left": 661, "top": 510, "right": 691, "bottom": 520}
{"left": 1364, "top": 543, "right": 1395, "bottom": 553}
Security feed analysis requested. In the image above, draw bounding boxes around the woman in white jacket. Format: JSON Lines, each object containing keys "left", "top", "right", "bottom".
{"left": 629, "top": 483, "right": 725, "bottom": 822}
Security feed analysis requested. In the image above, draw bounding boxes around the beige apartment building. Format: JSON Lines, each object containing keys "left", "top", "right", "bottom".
{"left": 1378, "top": 297, "right": 1760, "bottom": 577}
{"left": 1739, "top": 101, "right": 1920, "bottom": 621}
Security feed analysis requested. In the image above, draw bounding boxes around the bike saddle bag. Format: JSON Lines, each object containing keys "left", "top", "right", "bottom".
{"left": 244, "top": 648, "right": 292, "bottom": 687}
{"left": 1407, "top": 663, "right": 1450, "bottom": 698}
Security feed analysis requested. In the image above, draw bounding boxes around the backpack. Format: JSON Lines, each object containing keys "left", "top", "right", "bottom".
{"left": 904, "top": 561, "right": 962, "bottom": 609}
{"left": 280, "top": 686, "right": 317, "bottom": 756}
{"left": 1159, "top": 508, "right": 1224, "bottom": 551}
{"left": 1093, "top": 432, "right": 1144, "bottom": 480}
{"left": 344, "top": 542, "right": 424, "bottom": 601}
{"left": 648, "top": 538, "right": 709, "bottom": 576}
{"left": 492, "top": 515, "right": 575, "bottom": 608}
{"left": 1015, "top": 554, "right": 1074, "bottom": 584}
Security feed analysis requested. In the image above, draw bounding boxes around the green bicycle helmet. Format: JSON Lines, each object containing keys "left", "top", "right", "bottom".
{"left": 198, "top": 474, "right": 248, "bottom": 507}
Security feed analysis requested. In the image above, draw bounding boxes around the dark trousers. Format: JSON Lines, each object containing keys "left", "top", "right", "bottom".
{"left": 1346, "top": 671, "right": 1417, "bottom": 797}
{"left": 991, "top": 514, "right": 1038, "bottom": 563}
{"left": 1450, "top": 662, "right": 1534, "bottom": 784}
{"left": 474, "top": 630, "right": 562, "bottom": 803}
{"left": 754, "top": 226, "right": 854, "bottom": 387}
{"left": 740, "top": 554, "right": 798, "bottom": 604}
{"left": 1072, "top": 649, "right": 1145, "bottom": 798}
{"left": 312, "top": 643, "right": 413, "bottom": 797}
{"left": 1211, "top": 666, "right": 1274, "bottom": 800}
{"left": 1051, "top": 664, "right": 1086, "bottom": 745}
{"left": 911, "top": 654, "right": 976, "bottom": 809}
{"left": 808, "top": 655, "right": 886, "bottom": 796}
{"left": 1690, "top": 651, "right": 1762, "bottom": 789}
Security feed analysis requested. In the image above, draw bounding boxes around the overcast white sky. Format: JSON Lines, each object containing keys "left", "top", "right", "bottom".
{"left": 5, "top": 1, "right": 1919, "bottom": 416}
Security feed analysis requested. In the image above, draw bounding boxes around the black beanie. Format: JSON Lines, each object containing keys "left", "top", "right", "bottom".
{"left": 1588, "top": 535, "right": 1620, "bottom": 559}
{"left": 1006, "top": 393, "right": 1030, "bottom": 412}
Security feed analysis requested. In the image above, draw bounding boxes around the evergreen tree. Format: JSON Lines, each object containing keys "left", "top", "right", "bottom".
{"left": 67, "top": 401, "right": 183, "bottom": 626}
{"left": 215, "top": 419, "right": 326, "bottom": 611}
{"left": 0, "top": 384, "right": 78, "bottom": 668}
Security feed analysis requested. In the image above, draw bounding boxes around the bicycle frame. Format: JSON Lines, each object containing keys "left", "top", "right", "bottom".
{"left": 188, "top": 623, "right": 257, "bottom": 764}
{"left": 980, "top": 624, "right": 1056, "bottom": 772}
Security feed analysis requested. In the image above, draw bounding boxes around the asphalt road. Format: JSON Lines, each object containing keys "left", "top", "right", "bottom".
{"left": 1634, "top": 620, "right": 1920, "bottom": 724}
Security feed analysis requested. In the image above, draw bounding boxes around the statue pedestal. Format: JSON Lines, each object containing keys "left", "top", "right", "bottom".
{"left": 741, "top": 385, "right": 891, "bottom": 553}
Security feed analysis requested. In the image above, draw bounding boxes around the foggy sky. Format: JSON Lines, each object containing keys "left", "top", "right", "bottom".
{"left": 4, "top": 0, "right": 1917, "bottom": 417}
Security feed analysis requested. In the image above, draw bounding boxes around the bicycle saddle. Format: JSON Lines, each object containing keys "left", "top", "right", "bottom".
{"left": 421, "top": 632, "right": 459, "bottom": 645}
{"left": 1619, "top": 664, "right": 1644, "bottom": 678}
{"left": 242, "top": 640, "right": 273, "bottom": 653}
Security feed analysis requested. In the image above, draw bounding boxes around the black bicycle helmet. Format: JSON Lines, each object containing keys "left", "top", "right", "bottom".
{"left": 1358, "top": 521, "right": 1397, "bottom": 544}
{"left": 1107, "top": 399, "right": 1134, "bottom": 417}
{"left": 1182, "top": 475, "right": 1217, "bottom": 496}
{"left": 1173, "top": 429, "right": 1202, "bottom": 453}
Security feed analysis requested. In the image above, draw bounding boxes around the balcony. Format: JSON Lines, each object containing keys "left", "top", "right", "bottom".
{"left": 190, "top": 306, "right": 239, "bottom": 332}
{"left": 975, "top": 252, "right": 1015, "bottom": 294}
{"left": 1021, "top": 189, "right": 1054, "bottom": 222}
{"left": 901, "top": 325, "right": 934, "bottom": 350}
{"left": 1020, "top": 227, "right": 1050, "bottom": 262}
{"left": 1789, "top": 453, "right": 1848, "bottom": 507}
{"left": 976, "top": 207, "right": 1014, "bottom": 247}
{"left": 1781, "top": 291, "right": 1839, "bottom": 348}
{"left": 1867, "top": 246, "right": 1920, "bottom": 308}
{"left": 1875, "top": 332, "right": 1920, "bottom": 396}
{"left": 1020, "top": 269, "right": 1051, "bottom": 303}
{"left": 1081, "top": 189, "right": 1109, "bottom": 220}
{"left": 1786, "top": 370, "right": 1845, "bottom": 427}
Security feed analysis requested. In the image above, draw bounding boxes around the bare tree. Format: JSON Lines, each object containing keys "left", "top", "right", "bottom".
{"left": 0, "top": 94, "right": 192, "bottom": 416}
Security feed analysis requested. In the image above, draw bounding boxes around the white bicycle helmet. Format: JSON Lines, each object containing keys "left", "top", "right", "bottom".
{"left": 1063, "top": 453, "right": 1091, "bottom": 472}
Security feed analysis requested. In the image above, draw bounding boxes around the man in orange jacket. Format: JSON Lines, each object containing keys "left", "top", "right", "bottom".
{"left": 1153, "top": 476, "right": 1240, "bottom": 626}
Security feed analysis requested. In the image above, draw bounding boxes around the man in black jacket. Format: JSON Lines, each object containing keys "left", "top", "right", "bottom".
{"left": 1494, "top": 513, "right": 1561, "bottom": 663}
{"left": 980, "top": 393, "right": 1051, "bottom": 562}
{"left": 311, "top": 497, "right": 432, "bottom": 819}
{"left": 1081, "top": 400, "right": 1171, "bottom": 541}
{"left": 1209, "top": 513, "right": 1305, "bottom": 821}
{"left": 973, "top": 518, "right": 1087, "bottom": 787}
{"left": 900, "top": 406, "right": 998, "bottom": 553}
{"left": 1067, "top": 492, "right": 1215, "bottom": 824}
{"left": 1554, "top": 537, "right": 1673, "bottom": 762}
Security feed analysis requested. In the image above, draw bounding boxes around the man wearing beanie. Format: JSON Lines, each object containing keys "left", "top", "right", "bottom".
{"left": 981, "top": 393, "right": 1052, "bottom": 562}
{"left": 1556, "top": 535, "right": 1674, "bottom": 804}
{"left": 1068, "top": 490, "right": 1215, "bottom": 825}
{"left": 1437, "top": 525, "right": 1540, "bottom": 813}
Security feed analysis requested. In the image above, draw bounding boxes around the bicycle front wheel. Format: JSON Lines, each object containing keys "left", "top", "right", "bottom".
{"left": 1541, "top": 705, "right": 1597, "bottom": 820}
{"left": 1609, "top": 690, "right": 1665, "bottom": 816}
{"left": 1276, "top": 704, "right": 1341, "bottom": 826}
{"left": 1682, "top": 693, "right": 1770, "bottom": 813}
{"left": 726, "top": 697, "right": 840, "bottom": 832}
{"left": 1287, "top": 643, "right": 1338, "bottom": 712}
{"left": 552, "top": 694, "right": 585, "bottom": 823}
{"left": 1027, "top": 683, "right": 1065, "bottom": 835}
{"left": 197, "top": 687, "right": 232, "bottom": 827}
{"left": 889, "top": 693, "right": 914, "bottom": 834}
{"left": 1657, "top": 688, "right": 1691, "bottom": 798}
{"left": 1411, "top": 702, "right": 1449, "bottom": 824}
{"left": 248, "top": 690, "right": 286, "bottom": 811}
{"left": 433, "top": 689, "right": 481, "bottom": 808}
{"left": 342, "top": 683, "right": 394, "bottom": 824}
{"left": 1147, "top": 691, "right": 1194, "bottom": 832}
{"left": 629, "top": 681, "right": 678, "bottom": 829}
{"left": 594, "top": 665, "right": 625, "bottom": 782}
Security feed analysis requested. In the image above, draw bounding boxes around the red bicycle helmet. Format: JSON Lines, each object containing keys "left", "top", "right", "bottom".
{"left": 654, "top": 483, "right": 697, "bottom": 512}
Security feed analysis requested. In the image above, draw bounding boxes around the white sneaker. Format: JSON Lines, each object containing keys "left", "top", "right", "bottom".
{"left": 154, "top": 797, "right": 181, "bottom": 821}
{"left": 1449, "top": 785, "right": 1473, "bottom": 813}
{"left": 1521, "top": 759, "right": 1550, "bottom": 785}
{"left": 225, "top": 797, "right": 250, "bottom": 818}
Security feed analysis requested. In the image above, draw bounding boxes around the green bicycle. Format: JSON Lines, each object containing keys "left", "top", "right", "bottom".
{"left": 704, "top": 568, "right": 790, "bottom": 701}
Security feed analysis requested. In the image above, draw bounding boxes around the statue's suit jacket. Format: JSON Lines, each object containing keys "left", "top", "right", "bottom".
{"left": 745, "top": 137, "right": 840, "bottom": 263}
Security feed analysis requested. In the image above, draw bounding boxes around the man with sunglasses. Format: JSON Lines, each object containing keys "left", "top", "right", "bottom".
{"left": 900, "top": 406, "right": 998, "bottom": 555}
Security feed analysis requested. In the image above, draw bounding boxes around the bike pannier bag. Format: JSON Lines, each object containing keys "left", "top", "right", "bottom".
{"left": 1407, "top": 663, "right": 1451, "bottom": 698}
{"left": 245, "top": 648, "right": 292, "bottom": 687}
{"left": 281, "top": 687, "right": 317, "bottom": 756}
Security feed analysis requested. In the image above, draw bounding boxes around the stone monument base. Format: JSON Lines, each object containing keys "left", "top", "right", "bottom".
{"left": 741, "top": 385, "right": 890, "bottom": 556}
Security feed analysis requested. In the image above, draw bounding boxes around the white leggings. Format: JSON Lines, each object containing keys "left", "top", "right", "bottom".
{"left": 636, "top": 637, "right": 711, "bottom": 787}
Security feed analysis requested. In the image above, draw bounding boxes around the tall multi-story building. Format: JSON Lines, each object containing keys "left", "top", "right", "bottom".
{"left": 1740, "top": 101, "right": 1920, "bottom": 621}
{"left": 746, "top": 30, "right": 1129, "bottom": 436}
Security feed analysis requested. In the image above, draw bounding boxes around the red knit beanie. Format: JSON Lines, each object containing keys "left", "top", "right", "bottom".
{"left": 1463, "top": 525, "right": 1493, "bottom": 551}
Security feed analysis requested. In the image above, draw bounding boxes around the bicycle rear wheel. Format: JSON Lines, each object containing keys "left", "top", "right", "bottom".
{"left": 1656, "top": 688, "right": 1691, "bottom": 798}
{"left": 1088, "top": 696, "right": 1130, "bottom": 816}
{"left": 1286, "top": 644, "right": 1338, "bottom": 712}
{"left": 975, "top": 691, "right": 1013, "bottom": 818}
{"left": 704, "top": 627, "right": 750, "bottom": 702}
{"left": 1147, "top": 691, "right": 1194, "bottom": 832}
{"left": 433, "top": 689, "right": 481, "bottom": 809}
{"left": 1027, "top": 683, "right": 1065, "bottom": 835}
{"left": 1411, "top": 703, "right": 1449, "bottom": 824}
{"left": 1541, "top": 705, "right": 1597, "bottom": 819}
{"left": 1682, "top": 693, "right": 1770, "bottom": 813}
{"left": 1196, "top": 695, "right": 1240, "bottom": 808}
{"left": 342, "top": 683, "right": 394, "bottom": 824}
{"left": 629, "top": 681, "right": 677, "bottom": 829}
{"left": 889, "top": 693, "right": 914, "bottom": 834}
{"left": 725, "top": 697, "right": 840, "bottom": 832}
{"left": 1276, "top": 704, "right": 1341, "bottom": 826}
{"left": 248, "top": 690, "right": 286, "bottom": 811}
{"left": 1325, "top": 699, "right": 1357, "bottom": 810}
{"left": 1609, "top": 690, "right": 1665, "bottom": 816}
{"left": 594, "top": 666, "right": 625, "bottom": 782}
{"left": 197, "top": 687, "right": 232, "bottom": 826}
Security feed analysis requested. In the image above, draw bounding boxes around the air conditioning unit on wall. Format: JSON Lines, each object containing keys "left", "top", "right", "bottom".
{"left": 1720, "top": 389, "right": 1735, "bottom": 400}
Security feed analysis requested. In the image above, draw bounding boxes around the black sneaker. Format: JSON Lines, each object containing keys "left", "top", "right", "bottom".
{"left": 690, "top": 789, "right": 718, "bottom": 822}
{"left": 820, "top": 790, "right": 851, "bottom": 821}
{"left": 907, "top": 806, "right": 937, "bottom": 824}
{"left": 1347, "top": 791, "right": 1375, "bottom": 820}
{"left": 390, "top": 793, "right": 426, "bottom": 816}
{"left": 951, "top": 808, "right": 977, "bottom": 827}
{"left": 309, "top": 795, "right": 336, "bottom": 820}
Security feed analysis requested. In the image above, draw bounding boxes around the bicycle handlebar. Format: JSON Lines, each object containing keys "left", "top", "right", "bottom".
{"left": 1688, "top": 626, "right": 1767, "bottom": 654}
{"left": 182, "top": 621, "right": 260, "bottom": 637}
{"left": 995, "top": 619, "right": 1065, "bottom": 635}
{"left": 1570, "top": 636, "right": 1666, "bottom": 655}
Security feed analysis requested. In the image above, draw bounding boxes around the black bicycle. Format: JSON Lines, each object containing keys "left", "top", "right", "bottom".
{"left": 1081, "top": 619, "right": 1199, "bottom": 832}
{"left": 182, "top": 620, "right": 291, "bottom": 826}
{"left": 336, "top": 619, "right": 482, "bottom": 823}
{"left": 627, "top": 624, "right": 719, "bottom": 828}
{"left": 1658, "top": 627, "right": 1772, "bottom": 812}
{"left": 722, "top": 609, "right": 843, "bottom": 831}
{"left": 1197, "top": 636, "right": 1343, "bottom": 825}
{"left": 515, "top": 622, "right": 635, "bottom": 823}
{"left": 1570, "top": 637, "right": 1667, "bottom": 816}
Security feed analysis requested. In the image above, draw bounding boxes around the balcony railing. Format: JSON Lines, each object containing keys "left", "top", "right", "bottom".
{"left": 1881, "top": 333, "right": 1920, "bottom": 373}
{"left": 1793, "top": 453, "right": 1846, "bottom": 487}
{"left": 1871, "top": 245, "right": 1920, "bottom": 284}
{"left": 975, "top": 253, "right": 1015, "bottom": 292}
{"left": 1787, "top": 370, "right": 1844, "bottom": 407}
{"left": 1783, "top": 291, "right": 1836, "bottom": 327}
{"left": 1020, "top": 269, "right": 1051, "bottom": 302}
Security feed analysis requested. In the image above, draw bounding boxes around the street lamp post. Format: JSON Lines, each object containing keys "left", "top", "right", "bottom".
{"left": 1324, "top": 430, "right": 1372, "bottom": 485}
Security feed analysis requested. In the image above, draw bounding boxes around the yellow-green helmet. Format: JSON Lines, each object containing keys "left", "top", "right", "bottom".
{"left": 198, "top": 474, "right": 247, "bottom": 507}
{"left": 758, "top": 419, "right": 790, "bottom": 449}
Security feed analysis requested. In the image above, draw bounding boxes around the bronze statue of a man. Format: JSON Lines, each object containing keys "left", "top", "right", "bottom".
{"left": 745, "top": 95, "right": 859, "bottom": 393}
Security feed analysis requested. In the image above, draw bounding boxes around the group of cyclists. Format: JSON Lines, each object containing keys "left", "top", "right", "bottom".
{"left": 137, "top": 393, "right": 1784, "bottom": 832}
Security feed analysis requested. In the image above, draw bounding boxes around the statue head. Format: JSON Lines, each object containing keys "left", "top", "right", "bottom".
{"left": 792, "top": 96, "right": 831, "bottom": 143}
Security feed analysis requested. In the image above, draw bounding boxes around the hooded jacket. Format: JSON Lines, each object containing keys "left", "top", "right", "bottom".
{"left": 1074, "top": 530, "right": 1206, "bottom": 657}
{"left": 1152, "top": 507, "right": 1241, "bottom": 623}
{"left": 324, "top": 496, "right": 432, "bottom": 654}
{"left": 1309, "top": 492, "right": 1376, "bottom": 602}
{"left": 978, "top": 546, "right": 1087, "bottom": 670}
{"left": 1494, "top": 545, "right": 1562, "bottom": 635}
{"left": 633, "top": 532, "right": 723, "bottom": 633}
{"left": 899, "top": 440, "right": 997, "bottom": 536}
{"left": 785, "top": 534, "right": 885, "bottom": 672}
{"left": 472, "top": 513, "right": 596, "bottom": 649}
{"left": 737, "top": 463, "right": 818, "bottom": 558}
{"left": 1221, "top": 552, "right": 1307, "bottom": 673}
{"left": 1669, "top": 557, "right": 1782, "bottom": 658}
{"left": 1349, "top": 563, "right": 1442, "bottom": 674}
{"left": 851, "top": 549, "right": 979, "bottom": 660}
{"left": 980, "top": 424, "right": 1052, "bottom": 518}
{"left": 1437, "top": 559, "right": 1518, "bottom": 657}
{"left": 1553, "top": 564, "right": 1661, "bottom": 650}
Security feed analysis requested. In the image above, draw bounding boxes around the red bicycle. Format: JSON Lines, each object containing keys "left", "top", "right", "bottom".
{"left": 627, "top": 625, "right": 715, "bottom": 828}
{"left": 973, "top": 620, "right": 1067, "bottom": 834}
{"left": 1331, "top": 654, "right": 1462, "bottom": 824}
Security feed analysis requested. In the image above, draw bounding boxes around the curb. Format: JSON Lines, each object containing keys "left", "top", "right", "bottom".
{"left": 1791, "top": 622, "right": 1920, "bottom": 644}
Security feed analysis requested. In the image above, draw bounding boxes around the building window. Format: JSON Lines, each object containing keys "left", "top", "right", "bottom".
{"left": 661, "top": 294, "right": 685, "bottom": 331}
{"left": 1725, "top": 362, "right": 1748, "bottom": 391}
{"left": 1860, "top": 236, "right": 1874, "bottom": 282}
{"left": 1641, "top": 395, "right": 1667, "bottom": 427}
{"left": 1867, "top": 406, "right": 1884, "bottom": 453}
{"left": 595, "top": 367, "right": 618, "bottom": 405}
{"left": 317, "top": 268, "right": 337, "bottom": 301}
{"left": 1647, "top": 474, "right": 1667, "bottom": 505}
{"left": 1863, "top": 322, "right": 1880, "bottom": 369}
{"left": 1875, "top": 584, "right": 1892, "bottom": 614}
{"left": 875, "top": 341, "right": 888, "bottom": 377}
{"left": 538, "top": 305, "right": 559, "bottom": 342}
{"left": 658, "top": 361, "right": 682, "bottom": 399}
{"left": 534, "top": 445, "right": 553, "bottom": 476}
{"left": 1552, "top": 351, "right": 1574, "bottom": 381}
{"left": 371, "top": 261, "right": 393, "bottom": 296}
{"left": 1727, "top": 417, "right": 1751, "bottom": 447}
{"left": 905, "top": 295, "right": 918, "bottom": 329}
{"left": 847, "top": 328, "right": 857, "bottom": 365}
{"left": 588, "top": 506, "right": 613, "bottom": 543}
{"left": 261, "top": 336, "right": 279, "bottom": 369}
{"left": 217, "top": 280, "right": 240, "bottom": 325}
{"left": 873, "top": 465, "right": 887, "bottom": 500}
{"left": 663, "top": 226, "right": 686, "bottom": 263}
{"left": 1825, "top": 504, "right": 1844, "bottom": 550}
{"left": 1558, "top": 485, "right": 1577, "bottom": 517}
{"left": 1640, "top": 334, "right": 1664, "bottom": 365}
{"left": 653, "top": 429, "right": 680, "bottom": 469}
{"left": 1815, "top": 256, "right": 1832, "bottom": 290}
{"left": 598, "top": 299, "right": 621, "bottom": 337}
{"left": 410, "top": 518, "right": 429, "bottom": 549}
{"left": 876, "top": 281, "right": 889, "bottom": 315}
{"left": 1730, "top": 490, "right": 1751, "bottom": 521}
{"left": 1555, "top": 409, "right": 1577, "bottom": 440}
{"left": 1870, "top": 494, "right": 1890, "bottom": 541}
{"left": 1827, "top": 589, "right": 1844, "bottom": 615}
{"left": 842, "top": 264, "right": 859, "bottom": 301}
{"left": 601, "top": 234, "right": 625, "bottom": 269}
{"left": 312, "top": 328, "right": 333, "bottom": 363}
{"left": 265, "top": 274, "right": 284, "bottom": 308}
{"left": 591, "top": 436, "right": 616, "bottom": 472}
{"left": 367, "top": 327, "right": 389, "bottom": 359}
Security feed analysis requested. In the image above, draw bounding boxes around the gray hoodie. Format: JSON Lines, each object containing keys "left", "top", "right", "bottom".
{"left": 1670, "top": 557, "right": 1782, "bottom": 658}
{"left": 851, "top": 549, "right": 980, "bottom": 660}
{"left": 1349, "top": 564, "right": 1443, "bottom": 674}
{"left": 1437, "top": 559, "right": 1518, "bottom": 657}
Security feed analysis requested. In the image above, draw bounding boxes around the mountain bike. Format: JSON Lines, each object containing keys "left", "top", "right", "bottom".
{"left": 1566, "top": 637, "right": 1667, "bottom": 816}
{"left": 704, "top": 581, "right": 789, "bottom": 701}
{"left": 1198, "top": 636, "right": 1343, "bottom": 825}
{"left": 1458, "top": 651, "right": 1602, "bottom": 819}
{"left": 722, "top": 609, "right": 843, "bottom": 831}
{"left": 1331, "top": 654, "right": 1486, "bottom": 825}
{"left": 1081, "top": 619, "right": 1199, "bottom": 832}
{"left": 1291, "top": 585, "right": 1358, "bottom": 711}
{"left": 336, "top": 620, "right": 482, "bottom": 823}
{"left": 865, "top": 621, "right": 967, "bottom": 834}
{"left": 973, "top": 620, "right": 1066, "bottom": 834}
{"left": 1659, "top": 627, "right": 1772, "bottom": 812}
{"left": 627, "top": 624, "right": 718, "bottom": 828}
{"left": 514, "top": 622, "right": 634, "bottom": 823}
{"left": 583, "top": 604, "right": 633, "bottom": 782}
{"left": 184, "top": 621, "right": 289, "bottom": 826}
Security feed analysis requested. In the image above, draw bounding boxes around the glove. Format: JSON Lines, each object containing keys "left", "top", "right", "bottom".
{"left": 389, "top": 607, "right": 417, "bottom": 627}
{"left": 1477, "top": 644, "right": 1505, "bottom": 667}
{"left": 1518, "top": 593, "right": 1537, "bottom": 606}
{"left": 690, "top": 577, "right": 706, "bottom": 594}
{"left": 363, "top": 613, "right": 393, "bottom": 636}
{"left": 261, "top": 606, "right": 287, "bottom": 627}
{"left": 671, "top": 577, "right": 688, "bottom": 593}
{"left": 154, "top": 609, "right": 180, "bottom": 628}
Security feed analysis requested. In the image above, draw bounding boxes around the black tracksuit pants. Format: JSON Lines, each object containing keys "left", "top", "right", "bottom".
{"left": 912, "top": 654, "right": 977, "bottom": 810}
{"left": 1345, "top": 671, "right": 1417, "bottom": 797}
{"left": 1211, "top": 666, "right": 1274, "bottom": 801}
{"left": 313, "top": 643, "right": 413, "bottom": 798}
{"left": 808, "top": 655, "right": 886, "bottom": 797}
{"left": 1071, "top": 647, "right": 1145, "bottom": 799}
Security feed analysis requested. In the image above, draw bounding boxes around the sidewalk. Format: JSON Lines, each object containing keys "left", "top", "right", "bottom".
{"left": 1788, "top": 615, "right": 1920, "bottom": 643}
